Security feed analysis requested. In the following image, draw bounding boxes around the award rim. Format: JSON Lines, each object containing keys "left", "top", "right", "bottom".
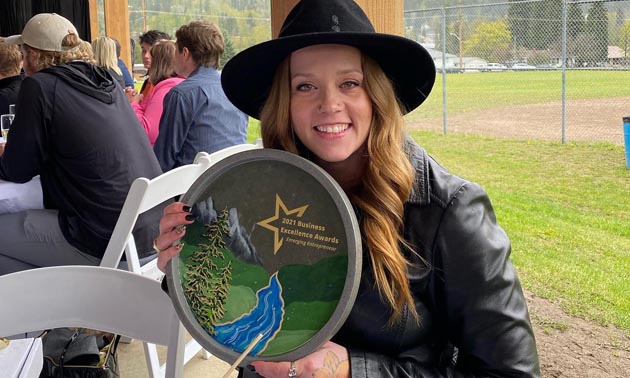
{"left": 166, "top": 149, "right": 362, "bottom": 366}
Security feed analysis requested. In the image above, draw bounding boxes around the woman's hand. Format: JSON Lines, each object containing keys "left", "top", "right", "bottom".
{"left": 250, "top": 341, "right": 349, "bottom": 378}
{"left": 155, "top": 201, "right": 196, "bottom": 272}
{"left": 124, "top": 87, "right": 142, "bottom": 103}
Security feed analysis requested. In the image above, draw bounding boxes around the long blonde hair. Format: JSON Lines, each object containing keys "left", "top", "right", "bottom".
{"left": 92, "top": 36, "right": 122, "bottom": 75}
{"left": 260, "top": 54, "right": 416, "bottom": 322}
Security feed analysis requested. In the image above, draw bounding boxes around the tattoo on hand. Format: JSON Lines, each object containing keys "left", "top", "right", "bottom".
{"left": 313, "top": 351, "right": 349, "bottom": 378}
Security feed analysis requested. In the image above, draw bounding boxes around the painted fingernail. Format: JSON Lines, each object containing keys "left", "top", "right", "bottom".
{"left": 175, "top": 225, "right": 186, "bottom": 234}
{"left": 174, "top": 242, "right": 184, "bottom": 250}
{"left": 185, "top": 214, "right": 197, "bottom": 221}
{"left": 183, "top": 205, "right": 192, "bottom": 213}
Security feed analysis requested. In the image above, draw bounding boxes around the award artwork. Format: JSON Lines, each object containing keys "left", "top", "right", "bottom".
{"left": 166, "top": 149, "right": 361, "bottom": 365}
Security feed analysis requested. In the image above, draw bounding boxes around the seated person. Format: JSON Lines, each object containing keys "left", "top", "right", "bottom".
{"left": 127, "top": 40, "right": 184, "bottom": 145}
{"left": 0, "top": 37, "right": 23, "bottom": 114}
{"left": 153, "top": 21, "right": 248, "bottom": 170}
{"left": 113, "top": 37, "right": 134, "bottom": 88}
{"left": 75, "top": 39, "right": 96, "bottom": 63}
{"left": 92, "top": 36, "right": 125, "bottom": 88}
{"left": 0, "top": 14, "right": 165, "bottom": 275}
{"left": 138, "top": 30, "right": 171, "bottom": 97}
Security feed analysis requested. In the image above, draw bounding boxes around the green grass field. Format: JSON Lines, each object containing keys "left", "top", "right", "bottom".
{"left": 409, "top": 130, "right": 629, "bottom": 332}
{"left": 407, "top": 70, "right": 630, "bottom": 121}
{"left": 245, "top": 73, "right": 630, "bottom": 332}
{"left": 247, "top": 126, "right": 629, "bottom": 332}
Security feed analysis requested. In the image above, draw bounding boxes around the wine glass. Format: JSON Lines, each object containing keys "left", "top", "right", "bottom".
{"left": 1, "top": 114, "right": 15, "bottom": 142}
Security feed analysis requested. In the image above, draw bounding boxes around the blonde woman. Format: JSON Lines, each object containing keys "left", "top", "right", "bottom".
{"left": 153, "top": 1, "right": 540, "bottom": 377}
{"left": 127, "top": 40, "right": 184, "bottom": 145}
{"left": 92, "top": 36, "right": 124, "bottom": 87}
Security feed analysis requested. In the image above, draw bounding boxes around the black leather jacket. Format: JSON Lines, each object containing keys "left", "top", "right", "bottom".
{"left": 243, "top": 139, "right": 540, "bottom": 378}
{"left": 332, "top": 139, "right": 540, "bottom": 377}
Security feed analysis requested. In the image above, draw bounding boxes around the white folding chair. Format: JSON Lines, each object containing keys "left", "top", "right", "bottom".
{"left": 99, "top": 155, "right": 213, "bottom": 279}
{"left": 0, "top": 266, "right": 185, "bottom": 378}
{"left": 99, "top": 143, "right": 262, "bottom": 378}
{"left": 98, "top": 156, "right": 213, "bottom": 378}
{"left": 193, "top": 140, "right": 262, "bottom": 166}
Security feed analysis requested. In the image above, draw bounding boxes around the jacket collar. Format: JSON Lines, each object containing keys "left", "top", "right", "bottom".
{"left": 403, "top": 135, "right": 430, "bottom": 205}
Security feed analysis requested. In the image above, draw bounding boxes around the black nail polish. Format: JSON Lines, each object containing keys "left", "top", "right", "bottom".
{"left": 185, "top": 214, "right": 197, "bottom": 221}
{"left": 183, "top": 205, "right": 192, "bottom": 213}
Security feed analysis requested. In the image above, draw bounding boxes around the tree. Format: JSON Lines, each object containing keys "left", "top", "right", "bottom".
{"left": 221, "top": 33, "right": 236, "bottom": 68}
{"left": 612, "top": 21, "right": 630, "bottom": 59}
{"left": 508, "top": 0, "right": 531, "bottom": 48}
{"left": 585, "top": 2, "right": 609, "bottom": 65}
{"left": 567, "top": 2, "right": 585, "bottom": 40}
{"left": 616, "top": 7, "right": 625, "bottom": 27}
{"left": 463, "top": 19, "right": 512, "bottom": 63}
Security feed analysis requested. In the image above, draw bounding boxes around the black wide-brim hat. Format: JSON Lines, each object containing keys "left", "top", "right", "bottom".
{"left": 221, "top": 0, "right": 436, "bottom": 120}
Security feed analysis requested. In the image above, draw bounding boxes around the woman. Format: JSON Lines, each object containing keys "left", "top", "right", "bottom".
{"left": 153, "top": 0, "right": 540, "bottom": 377}
{"left": 126, "top": 40, "right": 183, "bottom": 145}
{"left": 92, "top": 36, "right": 125, "bottom": 87}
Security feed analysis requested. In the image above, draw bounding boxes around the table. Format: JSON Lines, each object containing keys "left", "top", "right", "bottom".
{"left": 0, "top": 176, "right": 44, "bottom": 214}
{"left": 0, "top": 338, "right": 43, "bottom": 378}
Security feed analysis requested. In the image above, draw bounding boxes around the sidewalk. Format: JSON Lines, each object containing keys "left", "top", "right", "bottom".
{"left": 117, "top": 338, "right": 238, "bottom": 378}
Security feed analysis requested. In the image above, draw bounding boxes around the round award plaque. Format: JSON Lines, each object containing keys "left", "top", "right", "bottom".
{"left": 166, "top": 149, "right": 361, "bottom": 365}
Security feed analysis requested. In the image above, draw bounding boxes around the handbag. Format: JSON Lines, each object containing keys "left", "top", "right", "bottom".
{"left": 39, "top": 328, "right": 120, "bottom": 378}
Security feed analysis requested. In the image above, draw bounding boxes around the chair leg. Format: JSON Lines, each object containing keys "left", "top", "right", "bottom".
{"left": 202, "top": 349, "right": 212, "bottom": 360}
{"left": 183, "top": 338, "right": 213, "bottom": 361}
{"left": 143, "top": 342, "right": 162, "bottom": 378}
{"left": 164, "top": 321, "right": 186, "bottom": 378}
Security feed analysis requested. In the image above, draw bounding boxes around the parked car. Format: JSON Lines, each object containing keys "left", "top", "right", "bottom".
{"left": 485, "top": 63, "right": 507, "bottom": 71}
{"left": 511, "top": 63, "right": 536, "bottom": 70}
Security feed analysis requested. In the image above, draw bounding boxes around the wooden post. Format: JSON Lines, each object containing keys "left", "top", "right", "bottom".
{"left": 103, "top": 0, "right": 132, "bottom": 73}
{"left": 88, "top": 0, "right": 99, "bottom": 41}
{"left": 270, "top": 0, "right": 403, "bottom": 37}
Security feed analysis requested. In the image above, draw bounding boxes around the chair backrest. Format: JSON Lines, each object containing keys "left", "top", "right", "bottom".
{"left": 101, "top": 143, "right": 262, "bottom": 275}
{"left": 0, "top": 266, "right": 180, "bottom": 346}
{"left": 193, "top": 141, "right": 262, "bottom": 167}
{"left": 99, "top": 155, "right": 213, "bottom": 273}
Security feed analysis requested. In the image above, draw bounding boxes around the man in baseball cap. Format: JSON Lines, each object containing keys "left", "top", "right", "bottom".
{"left": 0, "top": 13, "right": 165, "bottom": 275}
{"left": 5, "top": 13, "right": 78, "bottom": 52}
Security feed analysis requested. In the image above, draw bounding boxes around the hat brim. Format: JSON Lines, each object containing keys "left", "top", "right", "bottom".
{"left": 4, "top": 35, "right": 24, "bottom": 45}
{"left": 221, "top": 32, "right": 435, "bottom": 119}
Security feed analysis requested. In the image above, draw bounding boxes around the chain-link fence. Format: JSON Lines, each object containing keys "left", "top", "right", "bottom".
{"left": 405, "top": 0, "right": 630, "bottom": 145}
{"left": 101, "top": 0, "right": 628, "bottom": 145}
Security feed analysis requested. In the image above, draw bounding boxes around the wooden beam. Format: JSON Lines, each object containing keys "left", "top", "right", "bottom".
{"left": 103, "top": 0, "right": 132, "bottom": 73}
{"left": 271, "top": 0, "right": 403, "bottom": 38}
{"left": 88, "top": 0, "right": 98, "bottom": 41}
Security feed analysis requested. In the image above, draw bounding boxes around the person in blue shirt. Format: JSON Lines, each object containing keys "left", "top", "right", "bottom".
{"left": 112, "top": 38, "right": 134, "bottom": 88}
{"left": 153, "top": 20, "right": 248, "bottom": 171}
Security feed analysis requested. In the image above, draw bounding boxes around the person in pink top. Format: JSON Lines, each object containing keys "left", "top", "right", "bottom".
{"left": 127, "top": 40, "right": 184, "bottom": 145}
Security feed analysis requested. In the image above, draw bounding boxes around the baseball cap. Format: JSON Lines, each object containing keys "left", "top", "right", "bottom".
{"left": 5, "top": 13, "right": 78, "bottom": 52}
